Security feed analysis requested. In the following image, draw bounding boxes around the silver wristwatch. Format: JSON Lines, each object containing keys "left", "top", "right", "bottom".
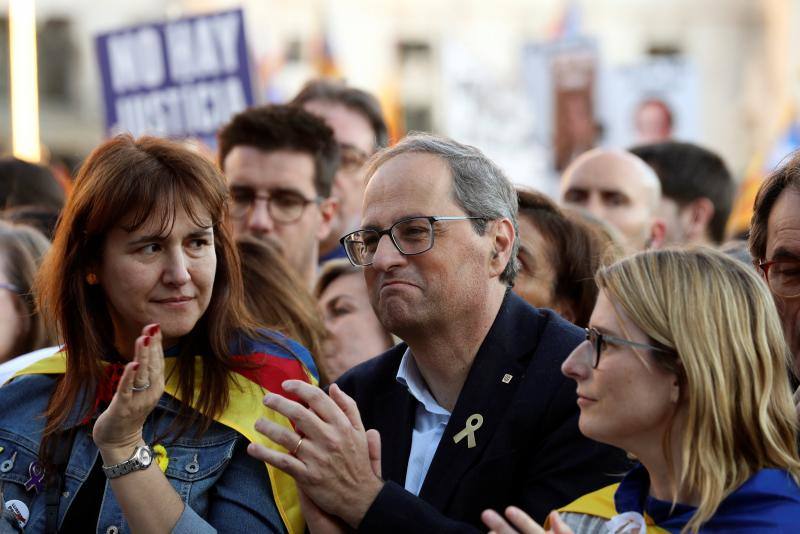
{"left": 101, "top": 445, "right": 153, "bottom": 479}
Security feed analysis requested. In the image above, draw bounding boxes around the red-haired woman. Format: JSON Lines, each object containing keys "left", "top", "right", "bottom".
{"left": 0, "top": 135, "right": 316, "bottom": 533}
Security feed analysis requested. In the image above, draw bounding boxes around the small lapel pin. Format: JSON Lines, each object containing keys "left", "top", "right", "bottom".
{"left": 453, "top": 413, "right": 484, "bottom": 449}
{"left": 24, "top": 462, "right": 45, "bottom": 494}
{"left": 502, "top": 374, "right": 513, "bottom": 384}
{"left": 0, "top": 452, "right": 16, "bottom": 473}
{"left": 5, "top": 500, "right": 30, "bottom": 529}
{"left": 153, "top": 444, "right": 169, "bottom": 473}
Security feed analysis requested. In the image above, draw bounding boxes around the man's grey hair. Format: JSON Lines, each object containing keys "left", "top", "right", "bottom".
{"left": 364, "top": 132, "right": 519, "bottom": 285}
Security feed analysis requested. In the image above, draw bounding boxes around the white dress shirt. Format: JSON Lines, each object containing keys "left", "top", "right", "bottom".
{"left": 395, "top": 348, "right": 451, "bottom": 496}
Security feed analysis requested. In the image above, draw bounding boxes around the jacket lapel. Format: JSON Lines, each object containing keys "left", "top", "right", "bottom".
{"left": 418, "top": 293, "right": 544, "bottom": 509}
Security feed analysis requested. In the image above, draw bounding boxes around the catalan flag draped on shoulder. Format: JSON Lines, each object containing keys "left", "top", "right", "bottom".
{"left": 553, "top": 463, "right": 800, "bottom": 533}
{"left": 14, "top": 330, "right": 318, "bottom": 534}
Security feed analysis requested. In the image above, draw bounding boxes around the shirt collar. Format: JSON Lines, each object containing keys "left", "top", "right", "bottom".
{"left": 396, "top": 348, "right": 450, "bottom": 416}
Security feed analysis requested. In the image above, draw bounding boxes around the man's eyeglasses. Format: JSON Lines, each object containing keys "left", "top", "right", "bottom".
{"left": 340, "top": 215, "right": 486, "bottom": 267}
{"left": 229, "top": 187, "right": 321, "bottom": 224}
{"left": 758, "top": 258, "right": 800, "bottom": 299}
{"left": 584, "top": 327, "right": 673, "bottom": 368}
{"left": 339, "top": 144, "right": 370, "bottom": 172}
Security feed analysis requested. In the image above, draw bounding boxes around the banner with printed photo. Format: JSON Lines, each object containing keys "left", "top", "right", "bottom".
{"left": 522, "top": 37, "right": 600, "bottom": 176}
{"left": 441, "top": 40, "right": 548, "bottom": 192}
{"left": 601, "top": 57, "right": 699, "bottom": 149}
{"left": 95, "top": 9, "right": 255, "bottom": 147}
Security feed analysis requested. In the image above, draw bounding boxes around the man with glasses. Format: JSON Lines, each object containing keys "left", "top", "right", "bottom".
{"left": 249, "top": 133, "right": 628, "bottom": 531}
{"left": 218, "top": 104, "right": 339, "bottom": 287}
{"left": 291, "top": 80, "right": 389, "bottom": 263}
{"left": 749, "top": 154, "right": 800, "bottom": 408}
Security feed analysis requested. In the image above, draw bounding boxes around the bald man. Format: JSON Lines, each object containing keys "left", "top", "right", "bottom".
{"left": 560, "top": 148, "right": 666, "bottom": 251}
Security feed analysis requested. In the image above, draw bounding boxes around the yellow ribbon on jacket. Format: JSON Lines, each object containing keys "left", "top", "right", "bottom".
{"left": 551, "top": 483, "right": 669, "bottom": 533}
{"left": 14, "top": 351, "right": 313, "bottom": 534}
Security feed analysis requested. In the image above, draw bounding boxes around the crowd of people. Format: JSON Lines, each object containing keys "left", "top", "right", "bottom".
{"left": 0, "top": 78, "right": 799, "bottom": 533}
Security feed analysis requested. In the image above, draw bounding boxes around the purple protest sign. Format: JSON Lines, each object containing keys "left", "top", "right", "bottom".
{"left": 95, "top": 9, "right": 254, "bottom": 146}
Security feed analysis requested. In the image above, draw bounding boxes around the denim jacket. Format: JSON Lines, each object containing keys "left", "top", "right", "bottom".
{"left": 0, "top": 333, "right": 318, "bottom": 533}
{"left": 0, "top": 373, "right": 287, "bottom": 533}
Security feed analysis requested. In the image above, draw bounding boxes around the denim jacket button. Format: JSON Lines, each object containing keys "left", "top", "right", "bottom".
{"left": 0, "top": 452, "right": 16, "bottom": 473}
{"left": 185, "top": 454, "right": 200, "bottom": 474}
{"left": 105, "top": 525, "right": 119, "bottom": 534}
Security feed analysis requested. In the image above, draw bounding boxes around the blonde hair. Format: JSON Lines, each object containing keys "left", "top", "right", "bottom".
{"left": 596, "top": 247, "right": 800, "bottom": 533}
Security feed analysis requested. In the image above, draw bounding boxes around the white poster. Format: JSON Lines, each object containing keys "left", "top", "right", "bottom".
{"left": 441, "top": 40, "right": 549, "bottom": 193}
{"left": 601, "top": 57, "right": 699, "bottom": 149}
{"left": 521, "top": 37, "right": 600, "bottom": 191}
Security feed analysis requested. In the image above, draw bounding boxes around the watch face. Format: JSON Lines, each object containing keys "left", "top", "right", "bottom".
{"left": 139, "top": 448, "right": 152, "bottom": 465}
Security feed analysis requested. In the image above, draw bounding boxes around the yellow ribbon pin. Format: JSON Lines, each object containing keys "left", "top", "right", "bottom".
{"left": 453, "top": 413, "right": 484, "bottom": 449}
{"left": 153, "top": 444, "right": 169, "bottom": 473}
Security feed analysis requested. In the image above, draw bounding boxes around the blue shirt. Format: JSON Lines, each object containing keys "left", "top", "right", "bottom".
{"left": 395, "top": 349, "right": 451, "bottom": 496}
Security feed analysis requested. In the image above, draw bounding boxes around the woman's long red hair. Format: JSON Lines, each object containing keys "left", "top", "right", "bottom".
{"left": 36, "top": 135, "right": 257, "bottom": 460}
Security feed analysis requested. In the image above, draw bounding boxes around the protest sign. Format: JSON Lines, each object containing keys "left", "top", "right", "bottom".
{"left": 601, "top": 57, "right": 699, "bottom": 148}
{"left": 522, "top": 37, "right": 600, "bottom": 175}
{"left": 95, "top": 9, "right": 254, "bottom": 144}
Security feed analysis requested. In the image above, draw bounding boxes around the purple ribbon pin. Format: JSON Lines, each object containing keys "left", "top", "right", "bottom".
{"left": 24, "top": 462, "right": 45, "bottom": 494}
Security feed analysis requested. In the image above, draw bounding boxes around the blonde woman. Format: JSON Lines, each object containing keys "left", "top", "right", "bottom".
{"left": 482, "top": 248, "right": 800, "bottom": 533}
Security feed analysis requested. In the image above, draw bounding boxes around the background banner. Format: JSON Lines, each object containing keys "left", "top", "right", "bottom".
{"left": 95, "top": 8, "right": 254, "bottom": 146}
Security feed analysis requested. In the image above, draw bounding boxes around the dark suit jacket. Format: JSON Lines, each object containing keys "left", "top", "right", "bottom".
{"left": 336, "top": 291, "right": 630, "bottom": 533}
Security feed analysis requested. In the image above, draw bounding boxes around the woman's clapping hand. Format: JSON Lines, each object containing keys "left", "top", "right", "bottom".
{"left": 481, "top": 508, "right": 574, "bottom": 534}
{"left": 93, "top": 323, "right": 165, "bottom": 456}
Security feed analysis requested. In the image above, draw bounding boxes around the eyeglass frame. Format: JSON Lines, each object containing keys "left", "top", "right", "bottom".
{"left": 228, "top": 187, "right": 324, "bottom": 224}
{"left": 757, "top": 258, "right": 800, "bottom": 299}
{"left": 338, "top": 143, "right": 371, "bottom": 172}
{"left": 584, "top": 327, "right": 674, "bottom": 369}
{"left": 0, "top": 283, "right": 20, "bottom": 294}
{"left": 339, "top": 215, "right": 487, "bottom": 267}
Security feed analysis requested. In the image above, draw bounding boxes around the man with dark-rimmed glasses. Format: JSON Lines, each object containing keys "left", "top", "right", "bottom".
{"left": 250, "top": 133, "right": 629, "bottom": 532}
{"left": 750, "top": 154, "right": 800, "bottom": 416}
{"left": 340, "top": 215, "right": 486, "bottom": 266}
{"left": 218, "top": 104, "right": 339, "bottom": 287}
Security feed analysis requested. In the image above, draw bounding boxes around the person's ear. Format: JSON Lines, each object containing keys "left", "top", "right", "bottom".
{"left": 647, "top": 218, "right": 667, "bottom": 250}
{"left": 488, "top": 218, "right": 515, "bottom": 278}
{"left": 670, "top": 377, "right": 681, "bottom": 404}
{"left": 85, "top": 260, "right": 102, "bottom": 286}
{"left": 316, "top": 197, "right": 339, "bottom": 242}
{"left": 681, "top": 198, "right": 715, "bottom": 243}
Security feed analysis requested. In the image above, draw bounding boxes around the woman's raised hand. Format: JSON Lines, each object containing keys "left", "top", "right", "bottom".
{"left": 481, "top": 508, "right": 574, "bottom": 534}
{"left": 93, "top": 323, "right": 165, "bottom": 455}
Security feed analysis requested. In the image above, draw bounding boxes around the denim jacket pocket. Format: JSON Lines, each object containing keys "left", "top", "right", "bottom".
{"left": 158, "top": 430, "right": 239, "bottom": 514}
{"left": 0, "top": 434, "right": 45, "bottom": 531}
